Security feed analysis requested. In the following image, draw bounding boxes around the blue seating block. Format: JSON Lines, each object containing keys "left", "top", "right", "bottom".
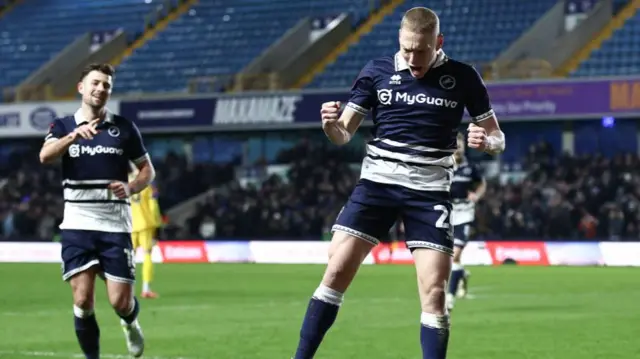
{"left": 307, "top": 0, "right": 557, "bottom": 89}
{"left": 571, "top": 11, "right": 640, "bottom": 77}
{"left": 0, "top": 0, "right": 156, "bottom": 90}
{"left": 114, "top": 0, "right": 378, "bottom": 94}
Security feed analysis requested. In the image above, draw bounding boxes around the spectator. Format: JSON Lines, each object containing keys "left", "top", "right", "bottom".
{"left": 3, "top": 139, "right": 640, "bottom": 242}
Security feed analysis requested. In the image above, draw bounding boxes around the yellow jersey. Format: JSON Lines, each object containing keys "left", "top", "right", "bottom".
{"left": 130, "top": 182, "right": 162, "bottom": 233}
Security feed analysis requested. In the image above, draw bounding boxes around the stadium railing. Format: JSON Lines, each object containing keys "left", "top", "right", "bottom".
{"left": 482, "top": 58, "right": 555, "bottom": 80}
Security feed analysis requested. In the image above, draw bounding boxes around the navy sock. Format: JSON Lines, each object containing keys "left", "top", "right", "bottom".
{"left": 73, "top": 306, "right": 100, "bottom": 359}
{"left": 420, "top": 312, "right": 450, "bottom": 359}
{"left": 118, "top": 296, "right": 140, "bottom": 324}
{"left": 448, "top": 264, "right": 465, "bottom": 296}
{"left": 294, "top": 285, "right": 343, "bottom": 359}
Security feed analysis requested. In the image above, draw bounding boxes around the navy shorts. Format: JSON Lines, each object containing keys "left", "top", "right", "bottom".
{"left": 453, "top": 223, "right": 472, "bottom": 248}
{"left": 61, "top": 229, "right": 136, "bottom": 284}
{"left": 333, "top": 179, "right": 453, "bottom": 255}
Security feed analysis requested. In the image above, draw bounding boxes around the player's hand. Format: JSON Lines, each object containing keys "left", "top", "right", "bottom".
{"left": 71, "top": 119, "right": 100, "bottom": 140}
{"left": 467, "top": 192, "right": 479, "bottom": 203}
{"left": 320, "top": 101, "right": 342, "bottom": 129}
{"left": 467, "top": 123, "right": 487, "bottom": 151}
{"left": 108, "top": 181, "right": 131, "bottom": 199}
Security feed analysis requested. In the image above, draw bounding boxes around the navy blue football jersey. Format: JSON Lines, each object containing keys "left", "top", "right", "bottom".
{"left": 346, "top": 51, "right": 494, "bottom": 193}
{"left": 451, "top": 160, "right": 484, "bottom": 226}
{"left": 451, "top": 161, "right": 483, "bottom": 201}
{"left": 45, "top": 109, "right": 148, "bottom": 233}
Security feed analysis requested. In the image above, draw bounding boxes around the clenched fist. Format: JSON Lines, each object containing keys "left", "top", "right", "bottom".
{"left": 320, "top": 101, "right": 342, "bottom": 129}
{"left": 467, "top": 123, "right": 487, "bottom": 151}
{"left": 108, "top": 181, "right": 131, "bottom": 199}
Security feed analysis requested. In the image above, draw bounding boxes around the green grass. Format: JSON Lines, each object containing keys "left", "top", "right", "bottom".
{"left": 0, "top": 264, "right": 638, "bottom": 358}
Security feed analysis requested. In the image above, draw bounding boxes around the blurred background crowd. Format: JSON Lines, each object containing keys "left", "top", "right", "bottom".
{"left": 1, "top": 0, "right": 640, "bottom": 243}
{"left": 2, "top": 133, "right": 640, "bottom": 242}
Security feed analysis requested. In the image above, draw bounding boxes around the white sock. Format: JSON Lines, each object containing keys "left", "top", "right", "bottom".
{"left": 312, "top": 284, "right": 344, "bottom": 306}
{"left": 420, "top": 312, "right": 450, "bottom": 329}
{"left": 73, "top": 305, "right": 94, "bottom": 318}
{"left": 142, "top": 282, "right": 150, "bottom": 292}
{"left": 452, "top": 262, "right": 464, "bottom": 272}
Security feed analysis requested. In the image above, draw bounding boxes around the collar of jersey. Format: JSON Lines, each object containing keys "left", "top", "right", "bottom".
{"left": 394, "top": 50, "right": 448, "bottom": 72}
{"left": 74, "top": 108, "right": 115, "bottom": 125}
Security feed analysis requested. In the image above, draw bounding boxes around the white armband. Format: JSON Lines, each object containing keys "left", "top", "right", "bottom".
{"left": 484, "top": 131, "right": 505, "bottom": 155}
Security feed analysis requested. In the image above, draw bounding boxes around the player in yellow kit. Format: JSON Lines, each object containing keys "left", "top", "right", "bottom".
{"left": 129, "top": 165, "right": 163, "bottom": 299}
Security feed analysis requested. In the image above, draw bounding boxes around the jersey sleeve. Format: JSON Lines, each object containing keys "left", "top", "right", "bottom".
{"left": 464, "top": 67, "right": 495, "bottom": 123}
{"left": 346, "top": 60, "right": 377, "bottom": 116}
{"left": 44, "top": 119, "right": 67, "bottom": 143}
{"left": 126, "top": 121, "right": 149, "bottom": 164}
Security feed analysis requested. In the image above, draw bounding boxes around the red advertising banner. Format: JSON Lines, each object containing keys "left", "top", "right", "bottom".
{"left": 484, "top": 241, "right": 550, "bottom": 265}
{"left": 157, "top": 241, "right": 208, "bottom": 263}
{"left": 370, "top": 242, "right": 414, "bottom": 265}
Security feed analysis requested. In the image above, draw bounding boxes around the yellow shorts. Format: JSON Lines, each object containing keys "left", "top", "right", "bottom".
{"left": 132, "top": 229, "right": 155, "bottom": 251}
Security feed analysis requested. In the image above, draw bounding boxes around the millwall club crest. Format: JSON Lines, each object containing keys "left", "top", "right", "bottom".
{"left": 107, "top": 126, "right": 120, "bottom": 137}
{"left": 439, "top": 75, "right": 456, "bottom": 90}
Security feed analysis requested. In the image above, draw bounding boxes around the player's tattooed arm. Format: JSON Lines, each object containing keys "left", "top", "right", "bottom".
{"left": 467, "top": 116, "right": 505, "bottom": 156}
{"left": 39, "top": 119, "right": 99, "bottom": 164}
{"left": 321, "top": 101, "right": 364, "bottom": 145}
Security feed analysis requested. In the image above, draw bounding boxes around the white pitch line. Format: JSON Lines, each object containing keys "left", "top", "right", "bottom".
{"left": 0, "top": 351, "right": 195, "bottom": 359}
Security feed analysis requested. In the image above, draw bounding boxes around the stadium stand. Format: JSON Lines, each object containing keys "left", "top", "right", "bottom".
{"left": 114, "top": 0, "right": 381, "bottom": 94}
{"left": 2, "top": 134, "right": 639, "bottom": 242}
{"left": 571, "top": 6, "right": 640, "bottom": 77}
{"left": 183, "top": 143, "right": 356, "bottom": 240}
{"left": 0, "top": 139, "right": 233, "bottom": 242}
{"left": 0, "top": 0, "right": 158, "bottom": 92}
{"left": 479, "top": 149, "right": 640, "bottom": 240}
{"left": 0, "top": 1, "right": 639, "bottom": 243}
{"left": 306, "top": 0, "right": 559, "bottom": 89}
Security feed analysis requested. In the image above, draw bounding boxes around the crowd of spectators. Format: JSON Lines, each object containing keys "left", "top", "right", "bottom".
{"left": 0, "top": 141, "right": 234, "bottom": 241}
{"left": 2, "top": 139, "right": 640, "bottom": 242}
{"left": 475, "top": 144, "right": 640, "bottom": 240}
{"left": 184, "top": 141, "right": 640, "bottom": 242}
{"left": 184, "top": 139, "right": 358, "bottom": 240}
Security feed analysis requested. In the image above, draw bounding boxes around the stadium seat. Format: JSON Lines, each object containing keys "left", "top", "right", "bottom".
{"left": 571, "top": 10, "right": 640, "bottom": 77}
{"left": 0, "top": 0, "right": 157, "bottom": 91}
{"left": 307, "top": 0, "right": 558, "bottom": 89}
{"left": 114, "top": 0, "right": 379, "bottom": 94}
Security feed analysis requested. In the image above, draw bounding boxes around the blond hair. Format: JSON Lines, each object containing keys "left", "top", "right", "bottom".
{"left": 400, "top": 7, "right": 440, "bottom": 35}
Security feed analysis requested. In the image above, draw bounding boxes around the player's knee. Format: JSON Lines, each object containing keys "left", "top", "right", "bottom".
{"left": 323, "top": 260, "right": 355, "bottom": 290}
{"left": 322, "top": 255, "right": 364, "bottom": 292}
{"left": 109, "top": 293, "right": 133, "bottom": 314}
{"left": 107, "top": 286, "right": 133, "bottom": 313}
{"left": 69, "top": 274, "right": 96, "bottom": 309}
{"left": 71, "top": 280, "right": 94, "bottom": 309}
{"left": 419, "top": 281, "right": 447, "bottom": 314}
{"left": 73, "top": 295, "right": 94, "bottom": 311}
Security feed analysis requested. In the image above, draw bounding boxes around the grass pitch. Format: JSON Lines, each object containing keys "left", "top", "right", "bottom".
{"left": 0, "top": 263, "right": 637, "bottom": 358}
